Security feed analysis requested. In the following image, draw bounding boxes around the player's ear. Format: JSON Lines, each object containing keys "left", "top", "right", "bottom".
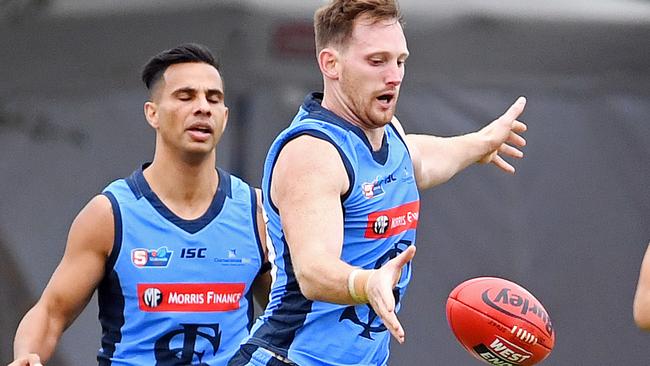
{"left": 318, "top": 48, "right": 340, "bottom": 80}
{"left": 144, "top": 101, "right": 159, "bottom": 129}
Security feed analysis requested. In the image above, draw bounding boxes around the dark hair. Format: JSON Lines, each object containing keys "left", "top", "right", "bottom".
{"left": 314, "top": 0, "right": 403, "bottom": 52}
{"left": 141, "top": 43, "right": 220, "bottom": 90}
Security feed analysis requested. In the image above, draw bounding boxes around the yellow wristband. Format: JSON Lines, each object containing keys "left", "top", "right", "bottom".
{"left": 348, "top": 268, "right": 368, "bottom": 303}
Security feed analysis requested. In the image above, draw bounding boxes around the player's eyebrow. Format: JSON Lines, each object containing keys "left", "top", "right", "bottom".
{"left": 172, "top": 87, "right": 223, "bottom": 99}
{"left": 171, "top": 87, "right": 194, "bottom": 96}
{"left": 205, "top": 89, "right": 224, "bottom": 100}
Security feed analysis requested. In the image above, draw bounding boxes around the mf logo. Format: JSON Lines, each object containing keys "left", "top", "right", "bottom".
{"left": 154, "top": 323, "right": 221, "bottom": 366}
{"left": 339, "top": 240, "right": 412, "bottom": 339}
{"left": 373, "top": 215, "right": 389, "bottom": 235}
{"left": 142, "top": 287, "right": 163, "bottom": 308}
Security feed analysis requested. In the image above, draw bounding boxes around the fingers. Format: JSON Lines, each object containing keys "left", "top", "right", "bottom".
{"left": 501, "top": 97, "right": 527, "bottom": 121}
{"left": 383, "top": 309, "right": 406, "bottom": 343}
{"left": 492, "top": 155, "right": 515, "bottom": 174}
{"left": 512, "top": 119, "right": 527, "bottom": 133}
{"left": 508, "top": 131, "right": 526, "bottom": 148}
{"left": 367, "top": 284, "right": 405, "bottom": 343}
{"left": 388, "top": 245, "right": 416, "bottom": 270}
{"left": 498, "top": 144, "right": 523, "bottom": 159}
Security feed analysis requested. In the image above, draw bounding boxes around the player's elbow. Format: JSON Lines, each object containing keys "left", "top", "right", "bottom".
{"left": 294, "top": 269, "right": 320, "bottom": 301}
{"left": 298, "top": 283, "right": 320, "bottom": 301}
{"left": 294, "top": 265, "right": 331, "bottom": 301}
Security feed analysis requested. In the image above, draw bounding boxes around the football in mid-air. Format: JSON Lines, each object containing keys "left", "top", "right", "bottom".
{"left": 446, "top": 277, "right": 555, "bottom": 365}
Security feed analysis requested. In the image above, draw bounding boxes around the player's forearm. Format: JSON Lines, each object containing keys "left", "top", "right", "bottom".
{"left": 13, "top": 304, "right": 64, "bottom": 362}
{"left": 407, "top": 133, "right": 488, "bottom": 190}
{"left": 294, "top": 259, "right": 368, "bottom": 304}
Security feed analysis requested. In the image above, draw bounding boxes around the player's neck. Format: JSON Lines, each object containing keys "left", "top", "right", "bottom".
{"left": 144, "top": 151, "right": 218, "bottom": 220}
{"left": 321, "top": 88, "right": 385, "bottom": 151}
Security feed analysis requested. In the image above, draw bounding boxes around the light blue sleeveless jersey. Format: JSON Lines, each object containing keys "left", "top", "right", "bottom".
{"left": 245, "top": 93, "right": 420, "bottom": 366}
{"left": 97, "top": 165, "right": 264, "bottom": 365}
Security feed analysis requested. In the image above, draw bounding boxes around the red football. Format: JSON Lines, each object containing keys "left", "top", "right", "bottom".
{"left": 446, "top": 277, "right": 555, "bottom": 365}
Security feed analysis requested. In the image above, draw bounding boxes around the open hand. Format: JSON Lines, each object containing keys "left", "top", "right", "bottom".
{"left": 477, "top": 97, "right": 528, "bottom": 173}
{"left": 365, "top": 245, "right": 416, "bottom": 344}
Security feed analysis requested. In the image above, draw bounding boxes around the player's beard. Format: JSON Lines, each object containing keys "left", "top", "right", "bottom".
{"left": 341, "top": 81, "right": 396, "bottom": 128}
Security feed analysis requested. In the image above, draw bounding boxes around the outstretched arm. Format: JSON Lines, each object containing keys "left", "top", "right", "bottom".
{"left": 10, "top": 195, "right": 113, "bottom": 365}
{"left": 634, "top": 242, "right": 650, "bottom": 330}
{"left": 400, "top": 97, "right": 527, "bottom": 190}
{"left": 271, "top": 135, "right": 414, "bottom": 343}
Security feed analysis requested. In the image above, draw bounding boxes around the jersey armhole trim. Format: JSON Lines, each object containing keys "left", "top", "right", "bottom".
{"left": 101, "top": 191, "right": 122, "bottom": 275}
{"left": 249, "top": 186, "right": 266, "bottom": 271}
{"left": 387, "top": 122, "right": 412, "bottom": 158}
{"left": 267, "top": 130, "right": 355, "bottom": 214}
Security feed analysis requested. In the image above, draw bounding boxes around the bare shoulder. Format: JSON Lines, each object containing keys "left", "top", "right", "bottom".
{"left": 276, "top": 134, "right": 346, "bottom": 176}
{"left": 66, "top": 194, "right": 115, "bottom": 258}
{"left": 271, "top": 134, "right": 349, "bottom": 212}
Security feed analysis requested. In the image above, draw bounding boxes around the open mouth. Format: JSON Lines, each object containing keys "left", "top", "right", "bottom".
{"left": 189, "top": 126, "right": 212, "bottom": 134}
{"left": 187, "top": 122, "right": 213, "bottom": 135}
{"left": 186, "top": 122, "right": 214, "bottom": 142}
{"left": 377, "top": 93, "right": 395, "bottom": 105}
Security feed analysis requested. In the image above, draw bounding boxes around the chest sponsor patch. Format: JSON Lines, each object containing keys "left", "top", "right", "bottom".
{"left": 131, "top": 247, "right": 173, "bottom": 268}
{"left": 137, "top": 283, "right": 245, "bottom": 312}
{"left": 365, "top": 200, "right": 420, "bottom": 238}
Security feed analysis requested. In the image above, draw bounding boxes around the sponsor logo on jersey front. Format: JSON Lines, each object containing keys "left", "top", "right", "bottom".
{"left": 400, "top": 166, "right": 415, "bottom": 183}
{"left": 142, "top": 287, "right": 164, "bottom": 308}
{"left": 365, "top": 201, "right": 420, "bottom": 238}
{"left": 472, "top": 337, "right": 532, "bottom": 365}
{"left": 214, "top": 248, "right": 252, "bottom": 266}
{"left": 137, "top": 283, "right": 245, "bottom": 312}
{"left": 131, "top": 247, "right": 173, "bottom": 268}
{"left": 361, "top": 174, "right": 397, "bottom": 199}
{"left": 180, "top": 247, "right": 207, "bottom": 259}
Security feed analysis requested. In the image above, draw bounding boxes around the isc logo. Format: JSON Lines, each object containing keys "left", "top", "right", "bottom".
{"left": 181, "top": 248, "right": 207, "bottom": 259}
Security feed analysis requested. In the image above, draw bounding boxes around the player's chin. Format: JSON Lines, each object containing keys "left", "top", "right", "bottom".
{"left": 184, "top": 142, "right": 216, "bottom": 155}
{"left": 372, "top": 111, "right": 395, "bottom": 127}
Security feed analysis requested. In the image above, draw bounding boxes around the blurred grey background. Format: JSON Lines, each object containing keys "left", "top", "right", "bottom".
{"left": 1, "top": 0, "right": 649, "bottom": 365}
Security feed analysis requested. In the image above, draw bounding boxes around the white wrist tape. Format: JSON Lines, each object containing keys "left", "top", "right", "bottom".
{"left": 348, "top": 268, "right": 368, "bottom": 303}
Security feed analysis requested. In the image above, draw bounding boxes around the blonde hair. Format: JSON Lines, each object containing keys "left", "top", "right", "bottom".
{"left": 314, "top": 0, "right": 403, "bottom": 52}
